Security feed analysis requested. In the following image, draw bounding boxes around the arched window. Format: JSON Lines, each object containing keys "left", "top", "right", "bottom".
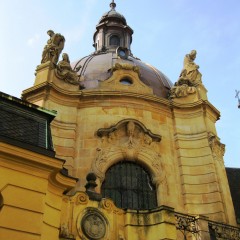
{"left": 109, "top": 35, "right": 120, "bottom": 46}
{"left": 101, "top": 161, "right": 157, "bottom": 210}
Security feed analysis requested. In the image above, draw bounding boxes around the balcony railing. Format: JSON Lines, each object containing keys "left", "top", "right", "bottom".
{"left": 175, "top": 212, "right": 240, "bottom": 240}
{"left": 209, "top": 221, "right": 240, "bottom": 240}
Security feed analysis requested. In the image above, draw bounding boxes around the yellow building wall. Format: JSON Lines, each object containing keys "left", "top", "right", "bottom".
{"left": 0, "top": 142, "right": 76, "bottom": 240}
{"left": 21, "top": 64, "right": 238, "bottom": 239}
{"left": 59, "top": 192, "right": 178, "bottom": 240}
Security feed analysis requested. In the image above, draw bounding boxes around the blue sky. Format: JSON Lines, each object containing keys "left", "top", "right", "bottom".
{"left": 0, "top": 0, "right": 239, "bottom": 167}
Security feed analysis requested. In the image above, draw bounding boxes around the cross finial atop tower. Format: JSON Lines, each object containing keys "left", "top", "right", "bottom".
{"left": 110, "top": 0, "right": 116, "bottom": 10}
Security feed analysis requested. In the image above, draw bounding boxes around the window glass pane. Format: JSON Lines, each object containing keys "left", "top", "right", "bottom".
{"left": 110, "top": 35, "right": 120, "bottom": 46}
{"left": 101, "top": 161, "right": 157, "bottom": 210}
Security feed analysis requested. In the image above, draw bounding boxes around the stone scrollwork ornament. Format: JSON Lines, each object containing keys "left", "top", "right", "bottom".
{"left": 56, "top": 53, "right": 81, "bottom": 85}
{"left": 76, "top": 192, "right": 89, "bottom": 205}
{"left": 41, "top": 30, "right": 65, "bottom": 65}
{"left": 169, "top": 50, "right": 202, "bottom": 99}
{"left": 208, "top": 133, "right": 225, "bottom": 161}
{"left": 93, "top": 119, "right": 163, "bottom": 182}
{"left": 112, "top": 63, "right": 140, "bottom": 76}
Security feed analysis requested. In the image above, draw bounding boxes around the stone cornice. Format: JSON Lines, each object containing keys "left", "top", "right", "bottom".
{"left": 22, "top": 82, "right": 220, "bottom": 120}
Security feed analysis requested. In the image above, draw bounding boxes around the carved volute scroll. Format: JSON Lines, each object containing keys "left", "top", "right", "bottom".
{"left": 92, "top": 119, "right": 165, "bottom": 186}
{"left": 208, "top": 132, "right": 225, "bottom": 162}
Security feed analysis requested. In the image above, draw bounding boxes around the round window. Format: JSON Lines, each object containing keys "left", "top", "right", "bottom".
{"left": 120, "top": 78, "right": 133, "bottom": 85}
{"left": 119, "top": 50, "right": 126, "bottom": 57}
{"left": 116, "top": 47, "right": 129, "bottom": 59}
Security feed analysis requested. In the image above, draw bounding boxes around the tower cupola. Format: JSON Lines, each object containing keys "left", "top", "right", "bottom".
{"left": 93, "top": 1, "right": 133, "bottom": 52}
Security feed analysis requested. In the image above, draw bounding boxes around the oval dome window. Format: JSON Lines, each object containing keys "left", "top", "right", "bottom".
{"left": 120, "top": 78, "right": 133, "bottom": 85}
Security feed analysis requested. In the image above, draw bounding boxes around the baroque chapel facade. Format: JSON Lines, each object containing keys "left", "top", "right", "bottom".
{"left": 1, "top": 1, "right": 240, "bottom": 240}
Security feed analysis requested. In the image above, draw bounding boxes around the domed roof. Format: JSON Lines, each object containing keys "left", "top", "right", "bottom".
{"left": 72, "top": 52, "right": 172, "bottom": 98}
{"left": 99, "top": 1, "right": 126, "bottom": 25}
{"left": 71, "top": 1, "right": 172, "bottom": 99}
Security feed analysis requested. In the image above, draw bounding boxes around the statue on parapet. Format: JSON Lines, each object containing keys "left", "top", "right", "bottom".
{"left": 56, "top": 53, "right": 82, "bottom": 85}
{"left": 179, "top": 50, "right": 202, "bottom": 84}
{"left": 41, "top": 30, "right": 65, "bottom": 64}
{"left": 169, "top": 50, "right": 202, "bottom": 99}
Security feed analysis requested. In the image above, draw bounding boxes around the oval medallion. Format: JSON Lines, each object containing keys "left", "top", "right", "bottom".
{"left": 81, "top": 212, "right": 106, "bottom": 239}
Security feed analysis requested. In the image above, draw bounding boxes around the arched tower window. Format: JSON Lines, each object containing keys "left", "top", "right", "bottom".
{"left": 101, "top": 161, "right": 157, "bottom": 210}
{"left": 109, "top": 35, "right": 120, "bottom": 46}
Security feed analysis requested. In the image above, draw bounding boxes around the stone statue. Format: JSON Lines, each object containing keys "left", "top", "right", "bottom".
{"left": 169, "top": 83, "right": 196, "bottom": 98}
{"left": 56, "top": 53, "right": 81, "bottom": 85}
{"left": 169, "top": 50, "right": 202, "bottom": 99}
{"left": 179, "top": 50, "right": 202, "bottom": 84}
{"left": 41, "top": 30, "right": 65, "bottom": 64}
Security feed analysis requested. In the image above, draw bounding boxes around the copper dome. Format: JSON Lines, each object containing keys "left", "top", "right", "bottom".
{"left": 72, "top": 1, "right": 172, "bottom": 99}
{"left": 73, "top": 52, "right": 172, "bottom": 98}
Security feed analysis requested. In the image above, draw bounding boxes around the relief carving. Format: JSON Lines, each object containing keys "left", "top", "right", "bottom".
{"left": 95, "top": 147, "right": 121, "bottom": 177}
{"left": 97, "top": 119, "right": 161, "bottom": 148}
{"left": 112, "top": 63, "right": 140, "bottom": 76}
{"left": 127, "top": 121, "right": 135, "bottom": 147}
{"left": 149, "top": 151, "right": 162, "bottom": 173}
{"left": 96, "top": 148, "right": 108, "bottom": 171}
{"left": 208, "top": 133, "right": 225, "bottom": 162}
{"left": 93, "top": 119, "right": 164, "bottom": 184}
{"left": 137, "top": 149, "right": 168, "bottom": 193}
